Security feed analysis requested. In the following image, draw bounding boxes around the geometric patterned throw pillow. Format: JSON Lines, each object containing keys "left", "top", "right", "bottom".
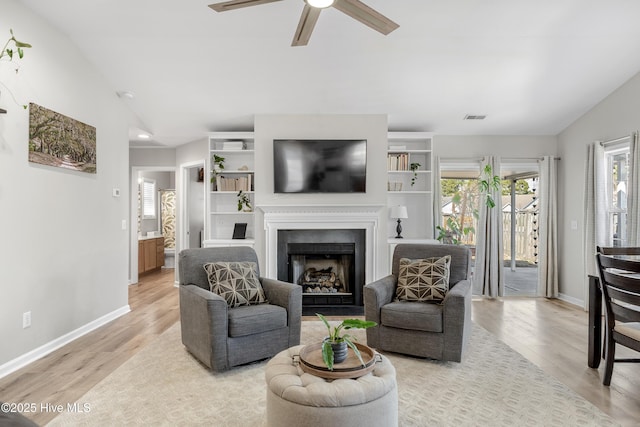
{"left": 396, "top": 256, "right": 451, "bottom": 303}
{"left": 203, "top": 261, "right": 266, "bottom": 308}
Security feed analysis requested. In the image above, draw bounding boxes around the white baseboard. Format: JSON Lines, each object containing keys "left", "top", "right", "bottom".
{"left": 0, "top": 305, "right": 131, "bottom": 380}
{"left": 558, "top": 292, "right": 585, "bottom": 310}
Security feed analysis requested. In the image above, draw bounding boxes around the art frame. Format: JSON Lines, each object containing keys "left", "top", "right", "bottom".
{"left": 232, "top": 223, "right": 247, "bottom": 239}
{"left": 28, "top": 103, "right": 97, "bottom": 173}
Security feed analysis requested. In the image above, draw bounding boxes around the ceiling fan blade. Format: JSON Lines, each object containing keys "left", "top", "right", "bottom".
{"left": 291, "top": 4, "right": 322, "bottom": 47}
{"left": 208, "top": 0, "right": 283, "bottom": 13}
{"left": 332, "top": 0, "right": 399, "bottom": 35}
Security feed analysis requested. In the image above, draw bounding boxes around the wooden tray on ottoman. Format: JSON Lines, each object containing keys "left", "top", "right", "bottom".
{"left": 297, "top": 342, "right": 378, "bottom": 379}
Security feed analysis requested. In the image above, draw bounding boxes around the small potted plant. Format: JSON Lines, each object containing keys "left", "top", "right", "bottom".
{"left": 316, "top": 313, "right": 377, "bottom": 371}
{"left": 210, "top": 154, "right": 225, "bottom": 190}
{"left": 410, "top": 162, "right": 421, "bottom": 187}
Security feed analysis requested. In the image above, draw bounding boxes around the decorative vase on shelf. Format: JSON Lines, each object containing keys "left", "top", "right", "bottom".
{"left": 237, "top": 190, "right": 252, "bottom": 212}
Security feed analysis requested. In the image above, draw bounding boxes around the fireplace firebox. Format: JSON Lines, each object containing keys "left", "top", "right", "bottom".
{"left": 277, "top": 229, "right": 366, "bottom": 315}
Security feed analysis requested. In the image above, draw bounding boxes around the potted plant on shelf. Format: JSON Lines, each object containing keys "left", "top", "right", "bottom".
{"left": 410, "top": 162, "right": 421, "bottom": 187}
{"left": 316, "top": 313, "right": 377, "bottom": 371}
{"left": 237, "top": 190, "right": 252, "bottom": 212}
{"left": 210, "top": 154, "right": 225, "bottom": 190}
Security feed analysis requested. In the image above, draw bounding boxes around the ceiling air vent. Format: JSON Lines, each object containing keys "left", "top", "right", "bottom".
{"left": 463, "top": 114, "right": 487, "bottom": 120}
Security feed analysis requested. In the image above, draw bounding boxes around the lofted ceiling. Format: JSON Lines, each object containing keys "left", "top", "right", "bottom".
{"left": 18, "top": 0, "right": 640, "bottom": 147}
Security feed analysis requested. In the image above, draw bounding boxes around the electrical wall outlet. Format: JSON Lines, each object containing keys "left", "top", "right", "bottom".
{"left": 23, "top": 311, "right": 31, "bottom": 329}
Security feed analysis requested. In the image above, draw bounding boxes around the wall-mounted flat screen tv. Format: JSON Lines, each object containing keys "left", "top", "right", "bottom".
{"left": 273, "top": 139, "right": 367, "bottom": 193}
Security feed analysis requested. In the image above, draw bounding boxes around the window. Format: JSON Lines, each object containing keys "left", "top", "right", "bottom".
{"left": 142, "top": 178, "right": 157, "bottom": 219}
{"left": 605, "top": 145, "right": 630, "bottom": 246}
{"left": 439, "top": 161, "right": 482, "bottom": 246}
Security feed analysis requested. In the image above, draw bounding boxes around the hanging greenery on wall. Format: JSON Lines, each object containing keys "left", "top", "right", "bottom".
{"left": 0, "top": 28, "right": 32, "bottom": 110}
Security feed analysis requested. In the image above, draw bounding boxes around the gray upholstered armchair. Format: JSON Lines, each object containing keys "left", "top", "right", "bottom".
{"left": 178, "top": 246, "right": 302, "bottom": 372}
{"left": 364, "top": 244, "right": 472, "bottom": 362}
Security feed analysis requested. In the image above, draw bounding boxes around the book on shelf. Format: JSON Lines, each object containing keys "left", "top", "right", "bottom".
{"left": 216, "top": 174, "right": 253, "bottom": 192}
{"left": 387, "top": 153, "right": 409, "bottom": 171}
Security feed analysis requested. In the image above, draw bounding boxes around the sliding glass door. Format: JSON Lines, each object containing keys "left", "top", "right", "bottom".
{"left": 439, "top": 160, "right": 539, "bottom": 296}
{"left": 501, "top": 163, "right": 539, "bottom": 297}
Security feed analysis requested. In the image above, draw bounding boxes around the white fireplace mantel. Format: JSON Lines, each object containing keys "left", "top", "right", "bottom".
{"left": 258, "top": 204, "right": 384, "bottom": 281}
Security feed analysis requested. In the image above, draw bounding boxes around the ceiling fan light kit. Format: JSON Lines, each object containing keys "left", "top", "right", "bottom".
{"left": 305, "top": 0, "right": 335, "bottom": 8}
{"left": 208, "top": 0, "right": 398, "bottom": 46}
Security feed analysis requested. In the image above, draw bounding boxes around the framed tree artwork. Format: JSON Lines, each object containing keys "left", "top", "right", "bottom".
{"left": 28, "top": 103, "right": 97, "bottom": 173}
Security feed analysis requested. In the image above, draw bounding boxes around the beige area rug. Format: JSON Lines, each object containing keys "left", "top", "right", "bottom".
{"left": 47, "top": 322, "right": 618, "bottom": 427}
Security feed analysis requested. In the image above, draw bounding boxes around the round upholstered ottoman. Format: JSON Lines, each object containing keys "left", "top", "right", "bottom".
{"left": 265, "top": 345, "right": 398, "bottom": 427}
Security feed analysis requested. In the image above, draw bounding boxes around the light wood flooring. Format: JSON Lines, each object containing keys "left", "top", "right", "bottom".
{"left": 1, "top": 269, "right": 638, "bottom": 426}
{"left": 0, "top": 269, "right": 179, "bottom": 426}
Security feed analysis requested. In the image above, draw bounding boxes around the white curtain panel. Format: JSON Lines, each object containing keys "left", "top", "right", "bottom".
{"left": 626, "top": 131, "right": 640, "bottom": 245}
{"left": 583, "top": 142, "right": 608, "bottom": 278}
{"left": 432, "top": 156, "right": 442, "bottom": 238}
{"left": 537, "top": 156, "right": 558, "bottom": 298}
{"left": 474, "top": 156, "right": 504, "bottom": 298}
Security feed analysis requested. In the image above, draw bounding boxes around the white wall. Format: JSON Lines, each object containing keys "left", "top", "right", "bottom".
{"left": 188, "top": 168, "right": 205, "bottom": 249}
{"left": 558, "top": 71, "right": 640, "bottom": 306}
{"left": 434, "top": 135, "right": 558, "bottom": 158}
{"left": 130, "top": 148, "right": 176, "bottom": 168}
{"left": 0, "top": 1, "right": 129, "bottom": 370}
{"left": 254, "top": 114, "right": 389, "bottom": 279}
{"left": 175, "top": 139, "right": 207, "bottom": 283}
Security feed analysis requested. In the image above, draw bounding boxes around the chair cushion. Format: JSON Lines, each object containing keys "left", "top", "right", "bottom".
{"left": 396, "top": 256, "right": 451, "bottom": 302}
{"left": 380, "top": 301, "right": 443, "bottom": 333}
{"left": 203, "top": 261, "right": 266, "bottom": 307}
{"left": 228, "top": 303, "right": 287, "bottom": 337}
{"left": 615, "top": 321, "right": 640, "bottom": 341}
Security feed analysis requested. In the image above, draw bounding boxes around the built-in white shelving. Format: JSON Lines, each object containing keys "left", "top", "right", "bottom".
{"left": 204, "top": 132, "right": 256, "bottom": 247}
{"left": 387, "top": 132, "right": 434, "bottom": 240}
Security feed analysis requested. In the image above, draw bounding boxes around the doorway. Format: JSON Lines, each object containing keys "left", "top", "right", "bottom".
{"left": 180, "top": 161, "right": 206, "bottom": 253}
{"left": 501, "top": 164, "right": 539, "bottom": 297}
{"left": 438, "top": 160, "right": 539, "bottom": 296}
{"left": 130, "top": 166, "right": 176, "bottom": 284}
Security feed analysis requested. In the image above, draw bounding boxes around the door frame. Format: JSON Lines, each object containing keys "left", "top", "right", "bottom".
{"left": 129, "top": 166, "right": 176, "bottom": 285}
{"left": 177, "top": 160, "right": 206, "bottom": 283}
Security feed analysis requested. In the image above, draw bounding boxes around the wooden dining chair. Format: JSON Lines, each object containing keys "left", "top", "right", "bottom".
{"left": 597, "top": 246, "right": 640, "bottom": 255}
{"left": 595, "top": 252, "right": 640, "bottom": 385}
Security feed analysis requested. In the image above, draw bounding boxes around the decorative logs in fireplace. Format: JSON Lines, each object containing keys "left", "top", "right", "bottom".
{"left": 300, "top": 267, "right": 345, "bottom": 294}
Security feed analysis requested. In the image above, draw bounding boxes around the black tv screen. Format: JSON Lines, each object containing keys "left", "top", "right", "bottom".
{"left": 273, "top": 139, "right": 367, "bottom": 193}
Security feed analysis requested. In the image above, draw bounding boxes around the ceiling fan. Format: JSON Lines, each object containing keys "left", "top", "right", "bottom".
{"left": 208, "top": 0, "right": 399, "bottom": 46}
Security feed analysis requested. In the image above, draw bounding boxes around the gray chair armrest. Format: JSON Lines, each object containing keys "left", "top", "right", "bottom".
{"left": 442, "top": 279, "right": 472, "bottom": 362}
{"left": 261, "top": 277, "right": 301, "bottom": 310}
{"left": 444, "top": 278, "right": 471, "bottom": 302}
{"left": 179, "top": 284, "right": 229, "bottom": 370}
{"left": 261, "top": 277, "right": 302, "bottom": 346}
{"left": 364, "top": 275, "right": 396, "bottom": 324}
{"left": 443, "top": 279, "right": 472, "bottom": 322}
{"left": 364, "top": 275, "right": 396, "bottom": 349}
